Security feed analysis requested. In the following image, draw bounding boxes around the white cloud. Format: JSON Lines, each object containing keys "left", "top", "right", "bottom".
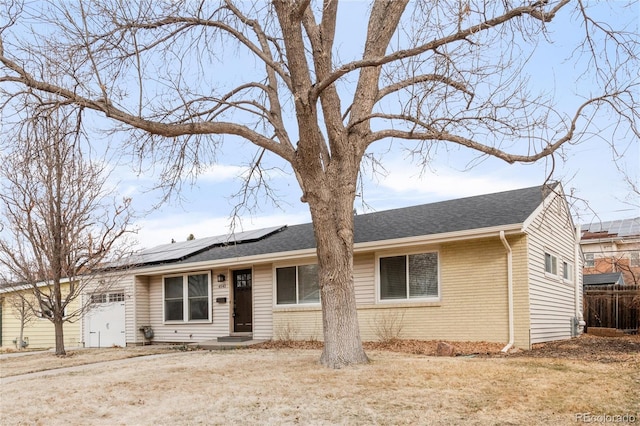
{"left": 198, "top": 164, "right": 246, "bottom": 182}
{"left": 375, "top": 161, "right": 535, "bottom": 200}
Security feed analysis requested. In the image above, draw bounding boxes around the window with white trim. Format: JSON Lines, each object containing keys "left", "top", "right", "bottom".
{"left": 91, "top": 293, "right": 108, "bottom": 304}
{"left": 276, "top": 264, "right": 319, "bottom": 305}
{"left": 91, "top": 292, "right": 125, "bottom": 304}
{"left": 37, "top": 299, "right": 66, "bottom": 320}
{"left": 37, "top": 300, "right": 54, "bottom": 319}
{"left": 544, "top": 252, "right": 558, "bottom": 275}
{"left": 379, "top": 252, "right": 438, "bottom": 300}
{"left": 584, "top": 253, "right": 595, "bottom": 268}
{"left": 109, "top": 292, "right": 125, "bottom": 302}
{"left": 163, "top": 273, "right": 211, "bottom": 322}
{"left": 563, "top": 261, "right": 574, "bottom": 282}
{"left": 630, "top": 252, "right": 639, "bottom": 267}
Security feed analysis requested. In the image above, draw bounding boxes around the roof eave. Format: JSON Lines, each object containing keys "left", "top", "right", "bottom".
{"left": 353, "top": 223, "right": 524, "bottom": 252}
{"left": 132, "top": 223, "right": 524, "bottom": 276}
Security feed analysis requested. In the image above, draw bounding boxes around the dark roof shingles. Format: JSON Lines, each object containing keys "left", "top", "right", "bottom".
{"left": 175, "top": 184, "right": 553, "bottom": 265}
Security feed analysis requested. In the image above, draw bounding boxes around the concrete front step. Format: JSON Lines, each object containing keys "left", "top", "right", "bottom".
{"left": 191, "top": 339, "right": 266, "bottom": 351}
{"left": 217, "top": 335, "right": 253, "bottom": 342}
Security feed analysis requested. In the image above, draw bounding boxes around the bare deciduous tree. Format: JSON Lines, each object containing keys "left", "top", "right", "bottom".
{"left": 0, "top": 1, "right": 638, "bottom": 367}
{"left": 4, "top": 291, "right": 37, "bottom": 350}
{"left": 0, "top": 101, "right": 135, "bottom": 356}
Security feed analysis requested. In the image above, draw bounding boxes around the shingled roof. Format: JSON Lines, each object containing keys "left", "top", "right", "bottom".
{"left": 163, "top": 183, "right": 556, "bottom": 266}
{"left": 583, "top": 272, "right": 625, "bottom": 286}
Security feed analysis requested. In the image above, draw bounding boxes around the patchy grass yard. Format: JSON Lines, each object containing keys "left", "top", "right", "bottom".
{"left": 0, "top": 345, "right": 178, "bottom": 378}
{"left": 1, "top": 336, "right": 638, "bottom": 425}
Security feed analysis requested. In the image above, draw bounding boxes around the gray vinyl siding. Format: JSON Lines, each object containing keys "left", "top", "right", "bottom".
{"left": 131, "top": 275, "right": 149, "bottom": 345}
{"left": 527, "top": 192, "right": 581, "bottom": 344}
{"left": 139, "top": 265, "right": 274, "bottom": 343}
{"left": 210, "top": 268, "right": 231, "bottom": 337}
{"left": 146, "top": 272, "right": 222, "bottom": 343}
{"left": 354, "top": 253, "right": 375, "bottom": 305}
{"left": 252, "top": 263, "right": 274, "bottom": 339}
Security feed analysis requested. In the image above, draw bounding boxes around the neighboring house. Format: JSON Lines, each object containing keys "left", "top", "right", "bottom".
{"left": 89, "top": 183, "right": 583, "bottom": 351}
{"left": 0, "top": 280, "right": 81, "bottom": 350}
{"left": 583, "top": 272, "right": 626, "bottom": 287}
{"left": 581, "top": 217, "right": 640, "bottom": 286}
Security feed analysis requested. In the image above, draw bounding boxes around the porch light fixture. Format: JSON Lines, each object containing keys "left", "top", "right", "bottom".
{"left": 217, "top": 274, "right": 226, "bottom": 282}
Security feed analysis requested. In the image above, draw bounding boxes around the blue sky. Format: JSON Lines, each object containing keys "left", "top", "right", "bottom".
{"left": 3, "top": 2, "right": 635, "bottom": 251}
{"left": 107, "top": 2, "right": 637, "bottom": 250}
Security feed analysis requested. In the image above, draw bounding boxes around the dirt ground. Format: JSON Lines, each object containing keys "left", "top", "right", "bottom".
{"left": 2, "top": 333, "right": 637, "bottom": 379}
{"left": 504, "top": 333, "right": 640, "bottom": 362}
{"left": 256, "top": 333, "right": 640, "bottom": 362}
{"left": 0, "top": 334, "right": 637, "bottom": 425}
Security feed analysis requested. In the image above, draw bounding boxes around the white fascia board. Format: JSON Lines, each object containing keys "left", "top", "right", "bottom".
{"left": 131, "top": 224, "right": 523, "bottom": 277}
{"left": 521, "top": 184, "right": 555, "bottom": 233}
{"left": 521, "top": 183, "right": 576, "bottom": 234}
{"left": 0, "top": 276, "right": 73, "bottom": 294}
{"left": 580, "top": 236, "right": 640, "bottom": 245}
{"left": 353, "top": 223, "right": 523, "bottom": 252}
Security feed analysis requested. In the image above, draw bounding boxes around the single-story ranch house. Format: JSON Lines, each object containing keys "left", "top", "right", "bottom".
{"left": 0, "top": 280, "right": 81, "bottom": 350}
{"left": 75, "top": 182, "right": 583, "bottom": 351}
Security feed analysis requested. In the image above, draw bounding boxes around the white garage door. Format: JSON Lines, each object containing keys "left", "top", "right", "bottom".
{"left": 85, "top": 292, "right": 126, "bottom": 348}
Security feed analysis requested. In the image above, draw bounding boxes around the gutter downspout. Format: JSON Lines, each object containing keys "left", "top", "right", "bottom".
{"left": 575, "top": 225, "right": 586, "bottom": 334}
{"left": 500, "top": 231, "right": 514, "bottom": 353}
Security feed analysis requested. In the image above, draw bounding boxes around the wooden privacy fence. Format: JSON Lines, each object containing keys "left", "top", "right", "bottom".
{"left": 583, "top": 285, "right": 640, "bottom": 333}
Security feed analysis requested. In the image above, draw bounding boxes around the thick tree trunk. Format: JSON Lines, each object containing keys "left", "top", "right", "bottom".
{"left": 306, "top": 175, "right": 369, "bottom": 368}
{"left": 54, "top": 317, "right": 66, "bottom": 356}
{"left": 18, "top": 320, "right": 25, "bottom": 351}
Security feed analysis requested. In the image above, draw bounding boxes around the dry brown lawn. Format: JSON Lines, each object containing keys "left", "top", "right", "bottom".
{"left": 0, "top": 346, "right": 178, "bottom": 378}
{"left": 1, "top": 338, "right": 638, "bottom": 426}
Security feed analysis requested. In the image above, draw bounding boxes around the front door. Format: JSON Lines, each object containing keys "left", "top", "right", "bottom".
{"left": 233, "top": 269, "right": 253, "bottom": 333}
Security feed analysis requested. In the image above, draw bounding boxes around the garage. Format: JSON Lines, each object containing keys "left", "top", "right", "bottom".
{"left": 84, "top": 292, "right": 126, "bottom": 347}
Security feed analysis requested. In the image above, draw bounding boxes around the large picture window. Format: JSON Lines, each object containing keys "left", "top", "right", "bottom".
{"left": 164, "top": 273, "right": 211, "bottom": 322}
{"left": 276, "top": 264, "right": 320, "bottom": 305}
{"left": 379, "top": 252, "right": 438, "bottom": 300}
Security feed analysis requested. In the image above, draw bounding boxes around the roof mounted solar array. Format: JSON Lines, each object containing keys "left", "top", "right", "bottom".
{"left": 582, "top": 217, "right": 640, "bottom": 238}
{"left": 129, "top": 225, "right": 286, "bottom": 266}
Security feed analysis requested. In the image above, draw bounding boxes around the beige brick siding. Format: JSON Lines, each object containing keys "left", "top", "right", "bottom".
{"left": 273, "top": 236, "right": 532, "bottom": 348}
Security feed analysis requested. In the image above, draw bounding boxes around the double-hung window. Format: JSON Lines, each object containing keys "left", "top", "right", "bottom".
{"left": 379, "top": 252, "right": 439, "bottom": 300}
{"left": 163, "top": 273, "right": 211, "bottom": 322}
{"left": 276, "top": 264, "right": 320, "bottom": 305}
{"left": 584, "top": 253, "right": 595, "bottom": 268}
{"left": 562, "top": 261, "right": 574, "bottom": 282}
{"left": 544, "top": 252, "right": 558, "bottom": 275}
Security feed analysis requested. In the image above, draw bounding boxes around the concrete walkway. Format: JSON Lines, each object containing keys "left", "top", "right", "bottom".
{"left": 189, "top": 339, "right": 267, "bottom": 350}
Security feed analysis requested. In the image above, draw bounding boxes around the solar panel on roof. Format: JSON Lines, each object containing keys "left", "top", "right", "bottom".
{"left": 582, "top": 217, "right": 640, "bottom": 237}
{"left": 131, "top": 225, "right": 285, "bottom": 265}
